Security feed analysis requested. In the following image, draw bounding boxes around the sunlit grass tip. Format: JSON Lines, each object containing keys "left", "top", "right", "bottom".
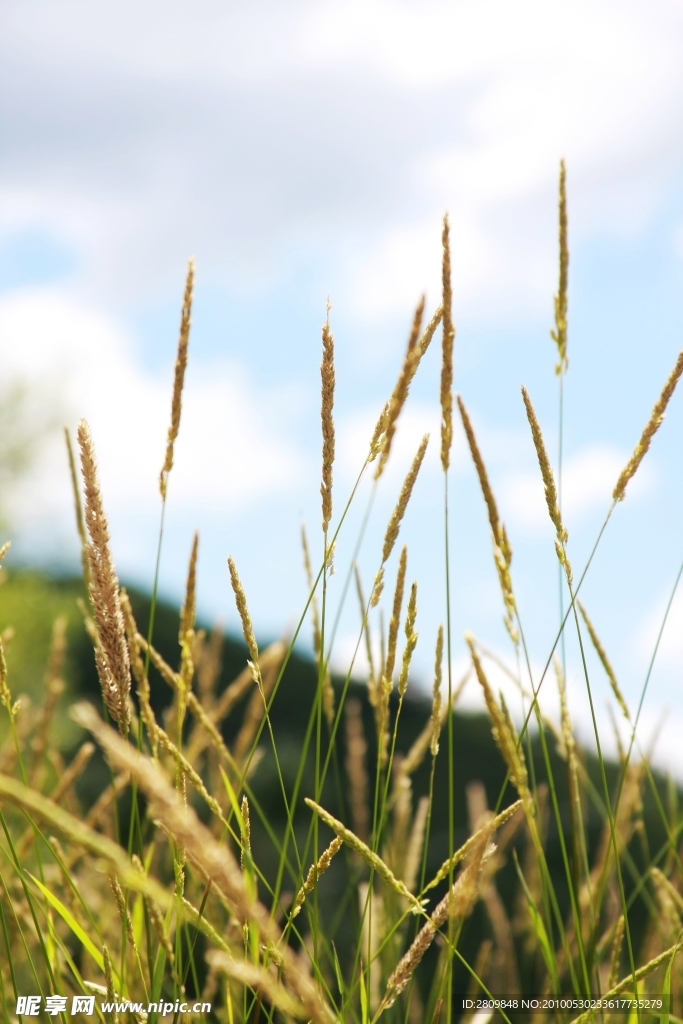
{"left": 160, "top": 257, "right": 194, "bottom": 499}
{"left": 551, "top": 159, "right": 569, "bottom": 376}
{"left": 612, "top": 346, "right": 683, "bottom": 502}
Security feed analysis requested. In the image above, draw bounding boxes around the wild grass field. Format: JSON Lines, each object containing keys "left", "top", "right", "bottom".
{"left": 0, "top": 164, "right": 682, "bottom": 1024}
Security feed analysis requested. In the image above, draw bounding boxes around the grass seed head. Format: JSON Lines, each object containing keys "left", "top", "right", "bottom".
{"left": 292, "top": 836, "right": 343, "bottom": 917}
{"left": 467, "top": 633, "right": 528, "bottom": 801}
{"left": 320, "top": 304, "right": 335, "bottom": 533}
{"left": 78, "top": 419, "right": 131, "bottom": 735}
{"left": 578, "top": 600, "right": 630, "bottom": 720}
{"left": 397, "top": 580, "right": 418, "bottom": 697}
{"left": 227, "top": 556, "right": 259, "bottom": 673}
{"left": 381, "top": 434, "right": 429, "bottom": 567}
{"left": 440, "top": 215, "right": 455, "bottom": 471}
{"left": 304, "top": 797, "right": 423, "bottom": 912}
{"left": 376, "top": 296, "right": 425, "bottom": 477}
{"left": 430, "top": 625, "right": 444, "bottom": 757}
{"left": 551, "top": 159, "right": 569, "bottom": 376}
{"left": 160, "top": 258, "right": 194, "bottom": 499}
{"left": 613, "top": 347, "right": 683, "bottom": 502}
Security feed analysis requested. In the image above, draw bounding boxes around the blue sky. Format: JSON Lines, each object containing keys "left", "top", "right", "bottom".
{"left": 2, "top": 0, "right": 683, "bottom": 771}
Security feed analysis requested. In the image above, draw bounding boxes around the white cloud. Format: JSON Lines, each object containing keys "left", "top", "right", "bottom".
{"left": 0, "top": 288, "right": 304, "bottom": 547}
{"left": 304, "top": 0, "right": 683, "bottom": 317}
{"left": 3, "top": 1, "right": 683, "bottom": 319}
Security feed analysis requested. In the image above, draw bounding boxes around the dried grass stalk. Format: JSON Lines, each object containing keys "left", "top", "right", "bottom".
{"left": 109, "top": 875, "right": 138, "bottom": 957}
{"left": 381, "top": 817, "right": 493, "bottom": 1009}
{"left": 607, "top": 914, "right": 625, "bottom": 993}
{"left": 457, "top": 395, "right": 517, "bottom": 641}
{"left": 377, "top": 297, "right": 425, "bottom": 477}
{"left": 466, "top": 635, "right": 528, "bottom": 802}
{"left": 320, "top": 307, "right": 335, "bottom": 533}
{"left": 521, "top": 387, "right": 572, "bottom": 583}
{"left": 292, "top": 836, "right": 343, "bottom": 917}
{"left": 372, "top": 435, "right": 429, "bottom": 607}
{"left": 425, "top": 799, "right": 522, "bottom": 893}
{"left": 551, "top": 160, "right": 569, "bottom": 375}
{"left": 77, "top": 419, "right": 131, "bottom": 734}
{"left": 304, "top": 797, "right": 423, "bottom": 912}
{"left": 160, "top": 258, "right": 194, "bottom": 499}
{"left": 227, "top": 556, "right": 259, "bottom": 675}
{"left": 570, "top": 938, "right": 683, "bottom": 1024}
{"left": 440, "top": 216, "right": 455, "bottom": 472}
{"left": 206, "top": 950, "right": 303, "bottom": 1020}
{"left": 418, "top": 304, "right": 443, "bottom": 359}
{"left": 613, "top": 348, "right": 683, "bottom": 501}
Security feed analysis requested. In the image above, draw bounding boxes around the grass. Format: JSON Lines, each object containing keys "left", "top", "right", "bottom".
{"left": 1, "top": 165, "right": 683, "bottom": 1024}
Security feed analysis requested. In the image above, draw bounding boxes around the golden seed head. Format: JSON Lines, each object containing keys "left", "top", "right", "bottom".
{"left": 0, "top": 635, "right": 11, "bottom": 715}
{"left": 440, "top": 215, "right": 455, "bottom": 472}
{"left": 77, "top": 419, "right": 131, "bottom": 735}
{"left": 320, "top": 308, "right": 336, "bottom": 533}
{"left": 430, "top": 625, "right": 444, "bottom": 757}
{"left": 160, "top": 258, "right": 194, "bottom": 499}
{"left": 381, "top": 434, "right": 429, "bottom": 566}
{"left": 458, "top": 395, "right": 518, "bottom": 639}
{"left": 551, "top": 159, "right": 569, "bottom": 376}
{"left": 383, "top": 546, "right": 408, "bottom": 692}
{"left": 240, "top": 794, "right": 252, "bottom": 873}
{"left": 292, "top": 836, "right": 343, "bottom": 917}
{"left": 382, "top": 817, "right": 492, "bottom": 1008}
{"left": 376, "top": 296, "right": 425, "bottom": 477}
{"left": 466, "top": 634, "right": 528, "bottom": 799}
{"left": 179, "top": 531, "right": 199, "bottom": 646}
{"left": 304, "top": 798, "right": 422, "bottom": 912}
{"left": 521, "top": 386, "right": 569, "bottom": 551}
{"left": 397, "top": 581, "right": 418, "bottom": 697}
{"left": 65, "top": 427, "right": 90, "bottom": 587}
{"left": 578, "top": 600, "right": 630, "bottom": 720}
{"left": 613, "top": 348, "right": 683, "bottom": 502}
{"left": 227, "top": 556, "right": 259, "bottom": 669}
{"left": 457, "top": 395, "right": 500, "bottom": 543}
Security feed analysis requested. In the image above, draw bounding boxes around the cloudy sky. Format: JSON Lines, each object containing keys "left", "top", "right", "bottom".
{"left": 3, "top": 0, "right": 683, "bottom": 770}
